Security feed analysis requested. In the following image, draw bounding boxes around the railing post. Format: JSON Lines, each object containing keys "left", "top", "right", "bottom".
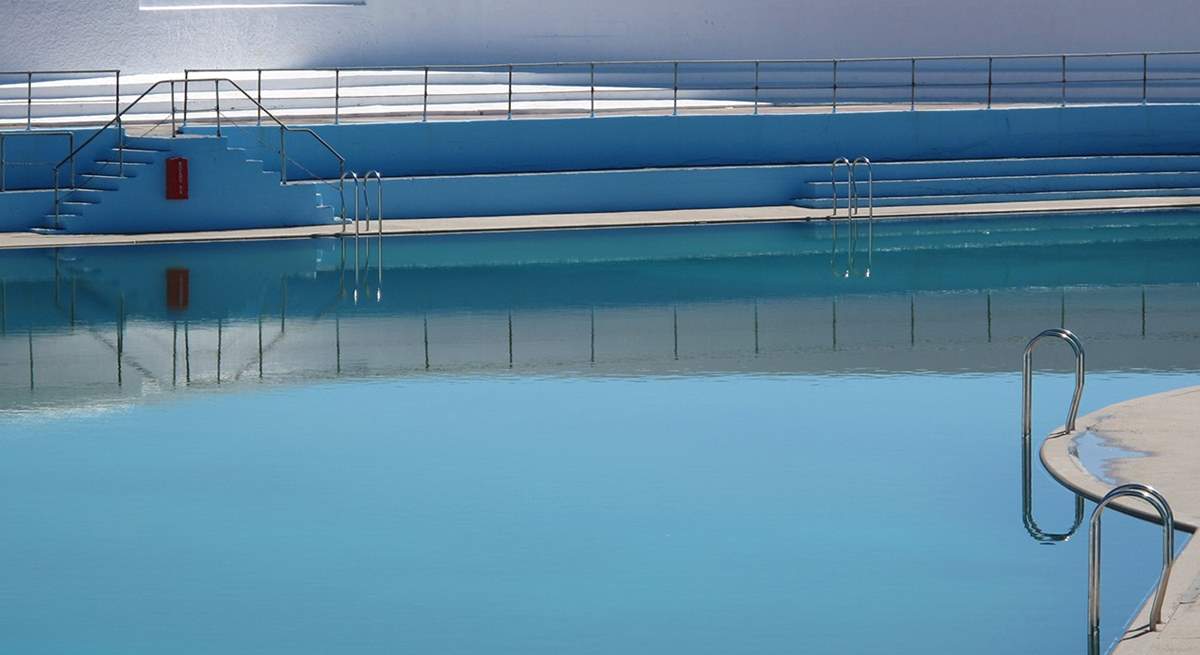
{"left": 910, "top": 58, "right": 916, "bottom": 110}
{"left": 1143, "top": 53, "right": 1149, "bottom": 104}
{"left": 68, "top": 133, "right": 75, "bottom": 190}
{"left": 279, "top": 126, "right": 287, "bottom": 184}
{"left": 507, "top": 64, "right": 513, "bottom": 120}
{"left": 257, "top": 69, "right": 263, "bottom": 126}
{"left": 26, "top": 72, "right": 33, "bottom": 130}
{"left": 183, "top": 70, "right": 189, "bottom": 129}
{"left": 422, "top": 67, "right": 429, "bottom": 122}
{"left": 215, "top": 80, "right": 221, "bottom": 137}
{"left": 590, "top": 62, "right": 596, "bottom": 118}
{"left": 115, "top": 70, "right": 121, "bottom": 124}
{"left": 987, "top": 57, "right": 994, "bottom": 109}
{"left": 832, "top": 60, "right": 839, "bottom": 114}
{"left": 754, "top": 61, "right": 760, "bottom": 115}
{"left": 1061, "top": 55, "right": 1067, "bottom": 107}
{"left": 170, "top": 82, "right": 177, "bottom": 137}
{"left": 672, "top": 62, "right": 679, "bottom": 116}
{"left": 334, "top": 69, "right": 341, "bottom": 125}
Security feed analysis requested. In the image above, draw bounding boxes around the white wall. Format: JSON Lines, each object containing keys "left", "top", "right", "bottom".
{"left": 2, "top": 0, "right": 1199, "bottom": 74}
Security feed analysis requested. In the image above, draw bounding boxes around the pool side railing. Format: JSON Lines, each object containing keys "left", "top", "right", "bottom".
{"left": 4, "top": 51, "right": 1200, "bottom": 130}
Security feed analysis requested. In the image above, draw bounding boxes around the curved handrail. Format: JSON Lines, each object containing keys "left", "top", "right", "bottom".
{"left": 1089, "top": 483, "right": 1176, "bottom": 655}
{"left": 830, "top": 157, "right": 852, "bottom": 219}
{"left": 1024, "top": 328, "right": 1085, "bottom": 437}
{"left": 830, "top": 158, "right": 853, "bottom": 278}
{"left": 51, "top": 77, "right": 346, "bottom": 227}
{"left": 851, "top": 157, "right": 874, "bottom": 278}
{"left": 339, "top": 170, "right": 361, "bottom": 233}
{"left": 1021, "top": 328, "right": 1087, "bottom": 543}
{"left": 364, "top": 170, "right": 383, "bottom": 236}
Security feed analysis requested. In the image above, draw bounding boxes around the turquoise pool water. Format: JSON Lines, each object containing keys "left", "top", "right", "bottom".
{"left": 1, "top": 211, "right": 1199, "bottom": 654}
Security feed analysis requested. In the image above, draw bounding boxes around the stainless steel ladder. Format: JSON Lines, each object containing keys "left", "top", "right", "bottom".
{"left": 1022, "top": 328, "right": 1086, "bottom": 543}
{"left": 1089, "top": 483, "right": 1176, "bottom": 655}
{"left": 829, "top": 157, "right": 875, "bottom": 279}
{"left": 338, "top": 170, "right": 385, "bottom": 304}
{"left": 850, "top": 157, "right": 874, "bottom": 278}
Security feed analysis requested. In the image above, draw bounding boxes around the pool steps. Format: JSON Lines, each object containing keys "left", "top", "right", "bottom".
{"left": 37, "top": 135, "right": 335, "bottom": 234}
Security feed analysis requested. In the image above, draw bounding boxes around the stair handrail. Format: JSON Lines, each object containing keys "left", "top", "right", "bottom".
{"left": 1021, "top": 328, "right": 1087, "bottom": 543}
{"left": 850, "top": 157, "right": 874, "bottom": 278}
{"left": 51, "top": 77, "right": 346, "bottom": 229}
{"left": 1089, "top": 483, "right": 1176, "bottom": 655}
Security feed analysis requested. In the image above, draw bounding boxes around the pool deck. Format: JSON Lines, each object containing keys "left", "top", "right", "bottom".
{"left": 2, "top": 195, "right": 1200, "bottom": 250}
{"left": 1042, "top": 386, "right": 1200, "bottom": 655}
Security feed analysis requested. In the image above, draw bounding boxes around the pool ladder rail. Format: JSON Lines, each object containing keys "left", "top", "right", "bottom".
{"left": 829, "top": 157, "right": 875, "bottom": 278}
{"left": 1088, "top": 483, "right": 1176, "bottom": 655}
{"left": 338, "top": 170, "right": 385, "bottom": 304}
{"left": 1021, "top": 328, "right": 1086, "bottom": 544}
{"left": 1018, "top": 330, "right": 1179, "bottom": 650}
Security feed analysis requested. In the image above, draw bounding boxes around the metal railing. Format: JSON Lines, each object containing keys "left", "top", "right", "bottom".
{"left": 1089, "top": 483, "right": 1176, "bottom": 655}
{"left": 1021, "top": 328, "right": 1087, "bottom": 543}
{"left": 49, "top": 77, "right": 345, "bottom": 227}
{"left": 850, "top": 157, "right": 874, "bottom": 278}
{"left": 176, "top": 50, "right": 1200, "bottom": 124}
{"left": 0, "top": 130, "right": 74, "bottom": 192}
{"left": 0, "top": 69, "right": 120, "bottom": 129}
{"left": 6, "top": 51, "right": 1200, "bottom": 130}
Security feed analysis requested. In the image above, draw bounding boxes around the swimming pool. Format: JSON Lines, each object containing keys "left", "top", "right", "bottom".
{"left": 1, "top": 211, "right": 1199, "bottom": 654}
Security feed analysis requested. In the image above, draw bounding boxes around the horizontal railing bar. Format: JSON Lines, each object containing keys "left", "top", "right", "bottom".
{"left": 181, "top": 50, "right": 1200, "bottom": 74}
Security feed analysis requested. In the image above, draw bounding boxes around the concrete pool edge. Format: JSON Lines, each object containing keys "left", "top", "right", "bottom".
{"left": 2, "top": 195, "right": 1200, "bottom": 250}
{"left": 1041, "top": 386, "right": 1200, "bottom": 655}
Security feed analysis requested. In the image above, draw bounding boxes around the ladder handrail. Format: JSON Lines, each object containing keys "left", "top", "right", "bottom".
{"left": 830, "top": 157, "right": 852, "bottom": 218}
{"left": 850, "top": 157, "right": 874, "bottom": 278}
{"left": 363, "top": 170, "right": 383, "bottom": 236}
{"left": 339, "top": 170, "right": 361, "bottom": 233}
{"left": 1024, "top": 328, "right": 1086, "bottom": 437}
{"left": 51, "top": 77, "right": 346, "bottom": 228}
{"left": 1089, "top": 483, "right": 1176, "bottom": 655}
{"left": 1021, "top": 328, "right": 1087, "bottom": 543}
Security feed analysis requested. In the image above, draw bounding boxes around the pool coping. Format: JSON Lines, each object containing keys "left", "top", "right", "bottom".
{"left": 1041, "top": 386, "right": 1200, "bottom": 655}
{"left": 2, "top": 195, "right": 1200, "bottom": 250}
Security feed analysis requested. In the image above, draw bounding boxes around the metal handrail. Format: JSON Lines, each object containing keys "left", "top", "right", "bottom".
{"left": 1089, "top": 483, "right": 1176, "bottom": 655}
{"left": 363, "top": 170, "right": 383, "bottom": 236}
{"left": 50, "top": 77, "right": 346, "bottom": 228}
{"left": 0, "top": 69, "right": 120, "bottom": 130}
{"left": 0, "top": 130, "right": 74, "bottom": 192}
{"left": 831, "top": 158, "right": 852, "bottom": 218}
{"left": 1021, "top": 328, "right": 1087, "bottom": 543}
{"left": 178, "top": 49, "right": 1200, "bottom": 122}
{"left": 339, "top": 170, "right": 361, "bottom": 233}
{"left": 851, "top": 157, "right": 874, "bottom": 278}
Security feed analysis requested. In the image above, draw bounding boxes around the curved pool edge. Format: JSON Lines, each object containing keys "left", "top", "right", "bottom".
{"left": 1041, "top": 385, "right": 1200, "bottom": 655}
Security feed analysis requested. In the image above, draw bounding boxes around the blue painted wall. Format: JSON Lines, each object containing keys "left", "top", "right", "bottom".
{"left": 206, "top": 105, "right": 1200, "bottom": 179}
{"left": 4, "top": 104, "right": 1200, "bottom": 232}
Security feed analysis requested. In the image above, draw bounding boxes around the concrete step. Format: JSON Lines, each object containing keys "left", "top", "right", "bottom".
{"left": 793, "top": 187, "right": 1200, "bottom": 209}
{"left": 804, "top": 172, "right": 1200, "bottom": 198}
{"left": 835, "top": 155, "right": 1200, "bottom": 180}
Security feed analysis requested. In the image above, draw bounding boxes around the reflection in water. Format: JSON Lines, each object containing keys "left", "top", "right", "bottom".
{"left": 1, "top": 213, "right": 1200, "bottom": 413}
{"left": 2, "top": 213, "right": 1200, "bottom": 655}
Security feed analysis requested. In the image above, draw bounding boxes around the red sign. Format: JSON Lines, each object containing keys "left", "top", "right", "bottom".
{"left": 166, "top": 157, "right": 189, "bottom": 200}
{"left": 166, "top": 268, "right": 190, "bottom": 310}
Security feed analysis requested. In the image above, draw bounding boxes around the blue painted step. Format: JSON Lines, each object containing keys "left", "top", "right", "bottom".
{"left": 43, "top": 134, "right": 336, "bottom": 234}
{"left": 804, "top": 172, "right": 1200, "bottom": 198}
{"left": 794, "top": 187, "right": 1200, "bottom": 209}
